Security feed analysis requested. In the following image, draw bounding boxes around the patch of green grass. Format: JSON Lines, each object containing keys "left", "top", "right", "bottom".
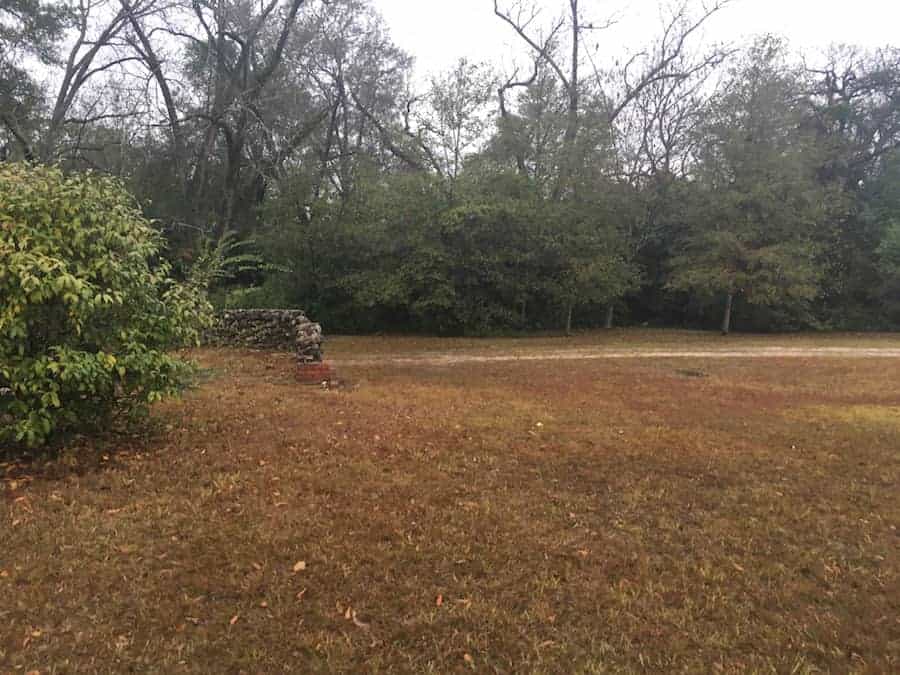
{"left": 796, "top": 404, "right": 900, "bottom": 431}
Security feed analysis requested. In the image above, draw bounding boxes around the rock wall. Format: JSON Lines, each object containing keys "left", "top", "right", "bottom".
{"left": 205, "top": 309, "right": 324, "bottom": 362}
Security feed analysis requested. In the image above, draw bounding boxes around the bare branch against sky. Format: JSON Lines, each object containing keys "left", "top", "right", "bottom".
{"left": 374, "top": 0, "right": 900, "bottom": 79}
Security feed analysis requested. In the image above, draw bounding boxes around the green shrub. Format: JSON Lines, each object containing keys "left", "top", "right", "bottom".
{"left": 0, "top": 164, "right": 212, "bottom": 447}
{"left": 214, "top": 281, "right": 294, "bottom": 310}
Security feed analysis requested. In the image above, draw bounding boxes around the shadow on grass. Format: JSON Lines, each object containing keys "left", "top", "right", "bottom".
{"left": 2, "top": 406, "right": 205, "bottom": 489}
{"left": 1, "top": 364, "right": 221, "bottom": 482}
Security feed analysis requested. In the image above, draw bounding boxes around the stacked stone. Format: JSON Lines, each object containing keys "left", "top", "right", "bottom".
{"left": 205, "top": 309, "right": 324, "bottom": 363}
{"left": 294, "top": 316, "right": 323, "bottom": 363}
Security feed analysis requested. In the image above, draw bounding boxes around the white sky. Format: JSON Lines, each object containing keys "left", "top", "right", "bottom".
{"left": 374, "top": 0, "right": 899, "bottom": 80}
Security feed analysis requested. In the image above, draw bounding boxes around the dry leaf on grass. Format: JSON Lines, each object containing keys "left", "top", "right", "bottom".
{"left": 229, "top": 615, "right": 239, "bottom": 626}
{"left": 293, "top": 560, "right": 306, "bottom": 572}
{"left": 436, "top": 594, "right": 443, "bottom": 607}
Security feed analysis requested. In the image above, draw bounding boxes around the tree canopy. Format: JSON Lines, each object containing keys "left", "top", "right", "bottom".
{"left": 2, "top": 0, "right": 899, "bottom": 334}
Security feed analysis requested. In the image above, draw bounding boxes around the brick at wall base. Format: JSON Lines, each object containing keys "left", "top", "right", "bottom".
{"left": 296, "top": 361, "right": 338, "bottom": 385}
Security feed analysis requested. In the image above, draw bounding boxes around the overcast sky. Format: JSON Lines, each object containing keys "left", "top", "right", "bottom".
{"left": 374, "top": 0, "right": 899, "bottom": 81}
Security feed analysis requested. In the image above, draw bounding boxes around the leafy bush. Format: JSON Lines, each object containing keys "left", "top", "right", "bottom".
{"left": 215, "top": 281, "right": 294, "bottom": 311}
{"left": 0, "top": 164, "right": 212, "bottom": 447}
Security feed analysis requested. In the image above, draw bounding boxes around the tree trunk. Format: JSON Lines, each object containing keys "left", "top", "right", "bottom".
{"left": 721, "top": 293, "right": 734, "bottom": 335}
{"left": 604, "top": 304, "right": 615, "bottom": 329}
{"left": 122, "top": 0, "right": 184, "bottom": 180}
{"left": 552, "top": 0, "right": 580, "bottom": 201}
{"left": 565, "top": 301, "right": 574, "bottom": 336}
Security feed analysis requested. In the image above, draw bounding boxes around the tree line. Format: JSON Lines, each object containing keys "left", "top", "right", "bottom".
{"left": 3, "top": 0, "right": 900, "bottom": 334}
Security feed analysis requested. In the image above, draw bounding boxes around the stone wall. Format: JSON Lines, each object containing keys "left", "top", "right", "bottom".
{"left": 204, "top": 309, "right": 324, "bottom": 362}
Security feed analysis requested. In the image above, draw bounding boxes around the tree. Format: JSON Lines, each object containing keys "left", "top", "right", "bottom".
{"left": 0, "top": 164, "right": 211, "bottom": 446}
{"left": 179, "top": 0, "right": 312, "bottom": 231}
{"left": 493, "top": 0, "right": 733, "bottom": 199}
{"left": 0, "top": 0, "right": 71, "bottom": 160}
{"left": 875, "top": 221, "right": 900, "bottom": 323}
{"left": 669, "top": 39, "right": 826, "bottom": 334}
{"left": 421, "top": 202, "right": 537, "bottom": 334}
{"left": 802, "top": 47, "right": 900, "bottom": 325}
{"left": 415, "top": 59, "right": 496, "bottom": 188}
{"left": 551, "top": 203, "right": 641, "bottom": 334}
{"left": 301, "top": 0, "right": 414, "bottom": 201}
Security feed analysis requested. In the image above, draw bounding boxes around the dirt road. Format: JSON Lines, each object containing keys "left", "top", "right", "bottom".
{"left": 336, "top": 345, "right": 900, "bottom": 367}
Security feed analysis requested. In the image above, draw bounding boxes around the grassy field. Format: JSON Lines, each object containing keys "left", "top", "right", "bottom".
{"left": 2, "top": 330, "right": 900, "bottom": 673}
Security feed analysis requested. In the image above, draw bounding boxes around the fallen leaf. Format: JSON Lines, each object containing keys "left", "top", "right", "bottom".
{"left": 296, "top": 588, "right": 307, "bottom": 601}
{"left": 344, "top": 606, "right": 352, "bottom": 620}
{"left": 463, "top": 653, "right": 474, "bottom": 664}
{"left": 252, "top": 562, "right": 263, "bottom": 571}
{"left": 293, "top": 560, "right": 306, "bottom": 572}
{"left": 259, "top": 601, "right": 268, "bottom": 608}
{"left": 435, "top": 594, "right": 443, "bottom": 607}
{"left": 351, "top": 611, "right": 370, "bottom": 630}
{"left": 229, "top": 615, "right": 239, "bottom": 626}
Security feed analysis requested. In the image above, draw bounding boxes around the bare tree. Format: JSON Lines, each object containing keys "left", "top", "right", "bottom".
{"left": 37, "top": 0, "right": 154, "bottom": 161}
{"left": 494, "top": 0, "right": 734, "bottom": 198}
{"left": 118, "top": 0, "right": 185, "bottom": 175}
{"left": 618, "top": 45, "right": 731, "bottom": 182}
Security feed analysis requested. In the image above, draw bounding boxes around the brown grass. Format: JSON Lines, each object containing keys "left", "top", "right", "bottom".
{"left": 2, "top": 330, "right": 900, "bottom": 673}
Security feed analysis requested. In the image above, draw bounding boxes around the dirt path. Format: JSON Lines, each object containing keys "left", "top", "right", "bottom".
{"left": 335, "top": 346, "right": 900, "bottom": 367}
